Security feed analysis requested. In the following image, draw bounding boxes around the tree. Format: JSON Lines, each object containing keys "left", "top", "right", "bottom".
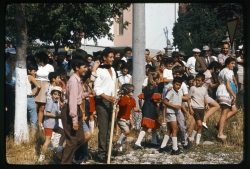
{"left": 14, "top": 3, "right": 29, "bottom": 145}
{"left": 6, "top": 3, "right": 131, "bottom": 53}
{"left": 173, "top": 3, "right": 244, "bottom": 57}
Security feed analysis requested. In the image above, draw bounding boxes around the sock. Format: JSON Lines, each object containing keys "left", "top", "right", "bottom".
{"left": 184, "top": 133, "right": 189, "bottom": 146}
{"left": 117, "top": 133, "right": 126, "bottom": 145}
{"left": 172, "top": 137, "right": 178, "bottom": 151}
{"left": 151, "top": 129, "right": 157, "bottom": 144}
{"left": 135, "top": 131, "right": 146, "bottom": 146}
{"left": 89, "top": 121, "right": 94, "bottom": 133}
{"left": 190, "top": 130, "right": 197, "bottom": 141}
{"left": 196, "top": 133, "right": 201, "bottom": 145}
{"left": 160, "top": 134, "right": 169, "bottom": 148}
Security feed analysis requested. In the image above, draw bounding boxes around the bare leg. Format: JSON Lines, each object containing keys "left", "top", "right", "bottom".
{"left": 187, "top": 117, "right": 195, "bottom": 136}
{"left": 218, "top": 104, "right": 230, "bottom": 139}
{"left": 37, "top": 103, "right": 45, "bottom": 130}
{"left": 203, "top": 101, "right": 220, "bottom": 123}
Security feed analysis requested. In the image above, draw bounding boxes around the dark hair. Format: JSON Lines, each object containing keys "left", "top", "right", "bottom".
{"left": 124, "top": 47, "right": 132, "bottom": 53}
{"left": 172, "top": 65, "right": 184, "bottom": 74}
{"left": 102, "top": 47, "right": 114, "bottom": 58}
{"left": 120, "top": 63, "right": 129, "bottom": 70}
{"left": 48, "top": 72, "right": 59, "bottom": 83}
{"left": 81, "top": 68, "right": 92, "bottom": 83}
{"left": 35, "top": 51, "right": 48, "bottom": 64}
{"left": 26, "top": 55, "right": 37, "bottom": 65}
{"left": 56, "top": 68, "right": 67, "bottom": 76}
{"left": 145, "top": 49, "right": 150, "bottom": 52}
{"left": 186, "top": 75, "right": 195, "bottom": 82}
{"left": 27, "top": 63, "right": 38, "bottom": 73}
{"left": 114, "top": 50, "right": 120, "bottom": 55}
{"left": 173, "top": 77, "right": 183, "bottom": 84}
{"left": 172, "top": 51, "right": 179, "bottom": 58}
{"left": 147, "top": 72, "right": 159, "bottom": 90}
{"left": 164, "top": 57, "right": 174, "bottom": 66}
{"left": 71, "top": 56, "right": 88, "bottom": 72}
{"left": 148, "top": 66, "right": 156, "bottom": 73}
{"left": 87, "top": 54, "right": 93, "bottom": 59}
{"left": 72, "top": 49, "right": 88, "bottom": 60}
{"left": 195, "top": 72, "right": 205, "bottom": 81}
{"left": 93, "top": 55, "right": 102, "bottom": 62}
{"left": 224, "top": 57, "right": 236, "bottom": 67}
{"left": 207, "top": 61, "right": 221, "bottom": 71}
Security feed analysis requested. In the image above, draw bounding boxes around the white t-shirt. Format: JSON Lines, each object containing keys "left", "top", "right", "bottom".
{"left": 142, "top": 77, "right": 148, "bottom": 87}
{"left": 163, "top": 69, "right": 173, "bottom": 88}
{"left": 36, "top": 64, "right": 54, "bottom": 81}
{"left": 168, "top": 81, "right": 188, "bottom": 96}
{"left": 186, "top": 56, "right": 198, "bottom": 76}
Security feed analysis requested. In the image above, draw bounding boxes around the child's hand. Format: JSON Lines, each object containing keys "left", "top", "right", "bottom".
{"left": 189, "top": 108, "right": 194, "bottom": 115}
{"left": 175, "top": 105, "right": 181, "bottom": 110}
{"left": 205, "top": 104, "right": 209, "bottom": 110}
{"left": 185, "top": 113, "right": 189, "bottom": 120}
{"left": 167, "top": 86, "right": 173, "bottom": 91}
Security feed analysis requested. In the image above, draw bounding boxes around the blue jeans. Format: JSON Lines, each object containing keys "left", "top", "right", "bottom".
{"left": 27, "top": 97, "right": 38, "bottom": 125}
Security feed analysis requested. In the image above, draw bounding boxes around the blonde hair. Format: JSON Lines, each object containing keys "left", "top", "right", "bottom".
{"left": 147, "top": 72, "right": 159, "bottom": 91}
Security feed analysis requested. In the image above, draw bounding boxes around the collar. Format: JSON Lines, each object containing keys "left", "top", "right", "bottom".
{"left": 99, "top": 64, "right": 111, "bottom": 69}
{"left": 72, "top": 73, "right": 81, "bottom": 83}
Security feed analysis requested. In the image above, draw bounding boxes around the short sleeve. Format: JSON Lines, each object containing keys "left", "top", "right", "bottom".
{"left": 138, "top": 93, "right": 144, "bottom": 99}
{"left": 142, "top": 78, "right": 148, "bottom": 87}
{"left": 45, "top": 100, "right": 53, "bottom": 113}
{"left": 181, "top": 82, "right": 188, "bottom": 95}
{"left": 165, "top": 91, "right": 173, "bottom": 100}
{"left": 151, "top": 93, "right": 161, "bottom": 100}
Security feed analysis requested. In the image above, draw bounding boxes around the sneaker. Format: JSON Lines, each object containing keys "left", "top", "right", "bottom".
{"left": 183, "top": 138, "right": 190, "bottom": 149}
{"left": 170, "top": 148, "right": 182, "bottom": 155}
{"left": 158, "top": 146, "right": 171, "bottom": 153}
{"left": 38, "top": 155, "right": 45, "bottom": 162}
{"left": 134, "top": 144, "right": 144, "bottom": 150}
{"left": 202, "top": 122, "right": 208, "bottom": 129}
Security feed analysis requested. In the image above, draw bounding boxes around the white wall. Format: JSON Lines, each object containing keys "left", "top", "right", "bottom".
{"left": 145, "top": 3, "right": 178, "bottom": 51}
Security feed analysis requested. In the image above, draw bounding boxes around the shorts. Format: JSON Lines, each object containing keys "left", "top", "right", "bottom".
{"left": 166, "top": 113, "right": 177, "bottom": 122}
{"left": 83, "top": 121, "right": 89, "bottom": 133}
{"left": 44, "top": 128, "right": 54, "bottom": 136}
{"left": 117, "top": 118, "right": 130, "bottom": 132}
{"left": 193, "top": 108, "right": 204, "bottom": 121}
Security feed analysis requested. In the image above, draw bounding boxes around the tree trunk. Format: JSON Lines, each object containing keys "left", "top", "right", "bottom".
{"left": 14, "top": 3, "right": 29, "bottom": 144}
{"left": 132, "top": 3, "right": 145, "bottom": 129}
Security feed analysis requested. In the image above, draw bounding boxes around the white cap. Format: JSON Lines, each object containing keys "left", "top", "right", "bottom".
{"left": 192, "top": 48, "right": 201, "bottom": 53}
{"left": 51, "top": 86, "right": 62, "bottom": 93}
{"left": 202, "top": 45, "right": 210, "bottom": 51}
{"left": 5, "top": 48, "right": 16, "bottom": 54}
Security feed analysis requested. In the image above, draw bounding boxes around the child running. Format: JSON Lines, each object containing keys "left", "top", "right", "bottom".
{"left": 115, "top": 84, "right": 142, "bottom": 152}
{"left": 38, "top": 86, "right": 66, "bottom": 162}
{"left": 134, "top": 72, "right": 161, "bottom": 149}
{"left": 188, "top": 73, "right": 209, "bottom": 147}
{"left": 159, "top": 77, "right": 183, "bottom": 155}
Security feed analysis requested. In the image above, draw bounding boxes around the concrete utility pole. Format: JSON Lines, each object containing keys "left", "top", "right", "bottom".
{"left": 14, "top": 3, "right": 29, "bottom": 144}
{"left": 132, "top": 3, "right": 145, "bottom": 129}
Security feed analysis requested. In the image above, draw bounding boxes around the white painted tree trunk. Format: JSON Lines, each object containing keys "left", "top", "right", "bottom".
{"left": 14, "top": 67, "right": 29, "bottom": 144}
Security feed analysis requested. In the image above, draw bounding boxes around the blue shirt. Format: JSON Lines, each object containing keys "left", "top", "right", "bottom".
{"left": 43, "top": 99, "right": 60, "bottom": 129}
{"left": 61, "top": 60, "right": 68, "bottom": 72}
{"left": 5, "top": 61, "right": 16, "bottom": 87}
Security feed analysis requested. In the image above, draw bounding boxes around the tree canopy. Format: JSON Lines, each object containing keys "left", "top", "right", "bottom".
{"left": 5, "top": 3, "right": 131, "bottom": 53}
{"left": 172, "top": 3, "right": 244, "bottom": 57}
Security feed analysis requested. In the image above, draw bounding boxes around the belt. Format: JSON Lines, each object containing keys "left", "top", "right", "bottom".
{"left": 27, "top": 95, "right": 34, "bottom": 98}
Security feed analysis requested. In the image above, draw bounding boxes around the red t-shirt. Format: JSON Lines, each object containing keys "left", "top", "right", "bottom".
{"left": 117, "top": 95, "right": 136, "bottom": 120}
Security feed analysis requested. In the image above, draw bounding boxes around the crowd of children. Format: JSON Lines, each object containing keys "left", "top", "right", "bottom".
{"left": 5, "top": 43, "right": 243, "bottom": 164}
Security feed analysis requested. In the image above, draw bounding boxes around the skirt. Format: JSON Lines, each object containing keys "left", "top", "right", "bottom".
{"left": 33, "top": 80, "right": 50, "bottom": 103}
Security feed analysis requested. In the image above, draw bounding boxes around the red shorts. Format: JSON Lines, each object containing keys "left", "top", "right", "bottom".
{"left": 89, "top": 97, "right": 96, "bottom": 112}
{"left": 44, "top": 128, "right": 54, "bottom": 136}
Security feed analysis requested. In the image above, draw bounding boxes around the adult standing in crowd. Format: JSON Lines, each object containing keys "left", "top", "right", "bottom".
{"left": 185, "top": 48, "right": 200, "bottom": 78}
{"left": 121, "top": 47, "right": 132, "bottom": 63}
{"left": 33, "top": 52, "right": 54, "bottom": 130}
{"left": 178, "top": 51, "right": 187, "bottom": 67}
{"left": 218, "top": 43, "right": 231, "bottom": 67}
{"left": 56, "top": 51, "right": 68, "bottom": 73}
{"left": 195, "top": 46, "right": 215, "bottom": 73}
{"left": 5, "top": 48, "right": 16, "bottom": 136}
{"left": 94, "top": 47, "right": 117, "bottom": 163}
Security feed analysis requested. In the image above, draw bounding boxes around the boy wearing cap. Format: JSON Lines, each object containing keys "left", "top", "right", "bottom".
{"left": 38, "top": 86, "right": 66, "bottom": 162}
{"left": 195, "top": 46, "right": 214, "bottom": 73}
{"left": 5, "top": 48, "right": 16, "bottom": 136}
{"left": 185, "top": 48, "right": 200, "bottom": 78}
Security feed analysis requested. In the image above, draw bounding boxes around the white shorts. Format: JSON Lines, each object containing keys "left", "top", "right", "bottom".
{"left": 166, "top": 113, "right": 177, "bottom": 122}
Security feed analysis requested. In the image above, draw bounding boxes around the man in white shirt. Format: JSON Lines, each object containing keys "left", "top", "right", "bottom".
{"left": 185, "top": 48, "right": 200, "bottom": 78}
{"left": 94, "top": 47, "right": 117, "bottom": 163}
{"left": 121, "top": 47, "right": 132, "bottom": 62}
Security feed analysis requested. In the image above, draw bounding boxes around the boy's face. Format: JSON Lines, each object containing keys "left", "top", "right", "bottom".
{"left": 28, "top": 69, "right": 36, "bottom": 77}
{"left": 188, "top": 79, "right": 194, "bottom": 87}
{"left": 173, "top": 81, "right": 182, "bottom": 91}
{"left": 166, "top": 62, "right": 173, "bottom": 70}
{"left": 128, "top": 91, "right": 134, "bottom": 97}
{"left": 54, "top": 76, "right": 61, "bottom": 85}
{"left": 51, "top": 91, "right": 60, "bottom": 101}
{"left": 195, "top": 77, "right": 204, "bottom": 87}
{"left": 173, "top": 72, "right": 182, "bottom": 78}
{"left": 76, "top": 65, "right": 88, "bottom": 76}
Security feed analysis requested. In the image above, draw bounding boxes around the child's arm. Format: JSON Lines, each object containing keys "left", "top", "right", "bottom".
{"left": 29, "top": 76, "right": 41, "bottom": 97}
{"left": 45, "top": 111, "right": 61, "bottom": 118}
{"left": 181, "top": 102, "right": 189, "bottom": 120}
{"left": 163, "top": 99, "right": 181, "bottom": 110}
{"left": 133, "top": 107, "right": 142, "bottom": 113}
{"left": 163, "top": 77, "right": 173, "bottom": 83}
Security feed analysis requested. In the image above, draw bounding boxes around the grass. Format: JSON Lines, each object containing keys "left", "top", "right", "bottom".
{"left": 6, "top": 92, "right": 244, "bottom": 164}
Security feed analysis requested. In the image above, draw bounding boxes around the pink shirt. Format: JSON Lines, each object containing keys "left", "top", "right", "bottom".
{"left": 218, "top": 53, "right": 230, "bottom": 65}
{"left": 65, "top": 73, "right": 85, "bottom": 123}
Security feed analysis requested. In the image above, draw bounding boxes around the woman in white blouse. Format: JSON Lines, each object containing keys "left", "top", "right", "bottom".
{"left": 33, "top": 52, "right": 54, "bottom": 130}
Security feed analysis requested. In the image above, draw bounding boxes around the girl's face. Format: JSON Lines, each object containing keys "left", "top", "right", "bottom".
{"left": 28, "top": 69, "right": 36, "bottom": 77}
{"left": 51, "top": 91, "right": 60, "bottom": 101}
{"left": 155, "top": 78, "right": 160, "bottom": 85}
{"left": 227, "top": 61, "right": 235, "bottom": 70}
{"left": 128, "top": 91, "right": 134, "bottom": 97}
{"left": 122, "top": 68, "right": 128, "bottom": 75}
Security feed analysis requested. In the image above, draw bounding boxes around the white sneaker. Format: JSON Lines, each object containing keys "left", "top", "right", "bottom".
{"left": 38, "top": 155, "right": 45, "bottom": 162}
{"left": 202, "top": 122, "right": 208, "bottom": 129}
